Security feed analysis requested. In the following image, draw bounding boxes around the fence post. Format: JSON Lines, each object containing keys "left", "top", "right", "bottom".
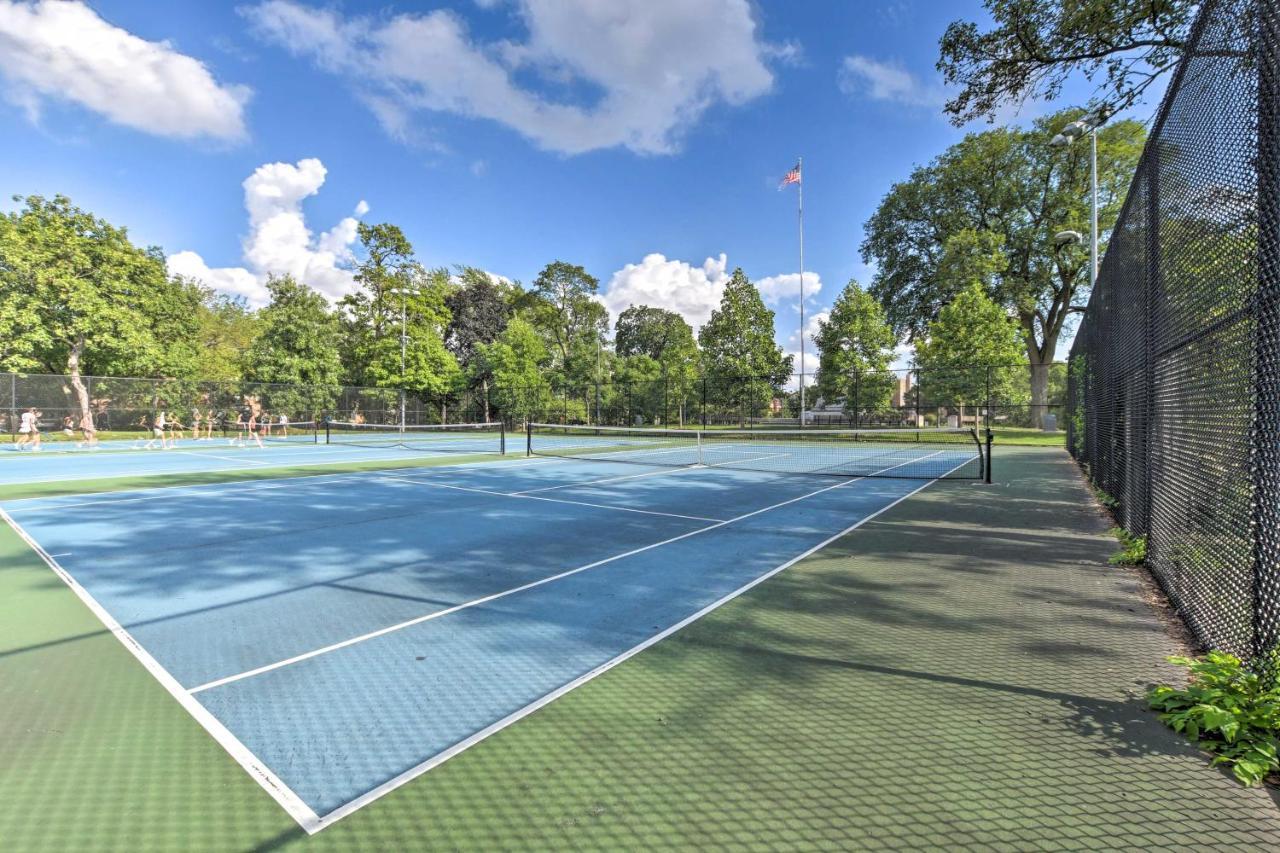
{"left": 701, "top": 378, "right": 707, "bottom": 427}
{"left": 853, "top": 372, "right": 860, "bottom": 429}
{"left": 915, "top": 368, "right": 922, "bottom": 427}
{"left": 1252, "top": 3, "right": 1280, "bottom": 665}
{"left": 662, "top": 376, "right": 669, "bottom": 426}
{"left": 985, "top": 366, "right": 992, "bottom": 434}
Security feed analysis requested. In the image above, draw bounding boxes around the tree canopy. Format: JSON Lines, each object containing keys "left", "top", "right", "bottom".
{"left": 812, "top": 281, "right": 897, "bottom": 411}
{"left": 698, "top": 268, "right": 793, "bottom": 418}
{"left": 915, "top": 283, "right": 1028, "bottom": 407}
{"left": 862, "top": 108, "right": 1145, "bottom": 422}
{"left": 937, "top": 0, "right": 1196, "bottom": 125}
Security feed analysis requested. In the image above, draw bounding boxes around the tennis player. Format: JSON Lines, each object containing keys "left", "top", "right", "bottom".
{"left": 78, "top": 412, "right": 98, "bottom": 448}
{"left": 246, "top": 410, "right": 264, "bottom": 449}
{"left": 16, "top": 407, "right": 41, "bottom": 450}
{"left": 143, "top": 411, "right": 169, "bottom": 450}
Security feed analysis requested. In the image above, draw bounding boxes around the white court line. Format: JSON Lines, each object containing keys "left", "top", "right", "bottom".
{"left": 190, "top": 451, "right": 936, "bottom": 695}
{"left": 173, "top": 450, "right": 272, "bottom": 466}
{"left": 304, "top": 451, "right": 971, "bottom": 832}
{"left": 379, "top": 474, "right": 724, "bottom": 523}
{"left": 0, "top": 507, "right": 323, "bottom": 834}
{"left": 2, "top": 456, "right": 566, "bottom": 512}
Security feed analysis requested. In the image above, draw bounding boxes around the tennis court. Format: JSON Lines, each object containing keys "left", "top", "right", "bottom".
{"left": 0, "top": 422, "right": 507, "bottom": 486}
{"left": 0, "top": 425, "right": 977, "bottom": 832}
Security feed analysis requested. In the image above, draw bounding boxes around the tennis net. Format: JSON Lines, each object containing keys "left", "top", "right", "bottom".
{"left": 526, "top": 423, "right": 986, "bottom": 480}
{"left": 259, "top": 421, "right": 319, "bottom": 444}
{"left": 326, "top": 421, "right": 506, "bottom": 454}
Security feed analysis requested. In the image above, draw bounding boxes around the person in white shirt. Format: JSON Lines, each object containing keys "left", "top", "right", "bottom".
{"left": 16, "top": 407, "right": 41, "bottom": 451}
{"left": 143, "top": 411, "right": 170, "bottom": 450}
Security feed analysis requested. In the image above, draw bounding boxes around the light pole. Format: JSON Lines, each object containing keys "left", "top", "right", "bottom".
{"left": 1050, "top": 107, "right": 1109, "bottom": 285}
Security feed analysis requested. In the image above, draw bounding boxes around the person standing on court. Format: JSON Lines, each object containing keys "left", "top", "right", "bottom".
{"left": 16, "top": 406, "right": 41, "bottom": 450}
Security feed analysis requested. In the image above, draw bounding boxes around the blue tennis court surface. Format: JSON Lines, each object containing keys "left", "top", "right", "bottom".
{"left": 0, "top": 431, "right": 502, "bottom": 486}
{"left": 1, "top": 452, "right": 955, "bottom": 832}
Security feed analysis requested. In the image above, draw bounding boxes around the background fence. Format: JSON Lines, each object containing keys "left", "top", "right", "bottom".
{"left": 4, "top": 361, "right": 1068, "bottom": 440}
{"left": 492, "top": 363, "right": 1066, "bottom": 432}
{"left": 0, "top": 372, "right": 490, "bottom": 436}
{"left": 1066, "top": 0, "right": 1278, "bottom": 662}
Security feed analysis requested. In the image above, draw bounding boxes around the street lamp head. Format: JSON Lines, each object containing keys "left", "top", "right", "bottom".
{"left": 1049, "top": 133, "right": 1071, "bottom": 147}
{"left": 1054, "top": 230, "right": 1085, "bottom": 248}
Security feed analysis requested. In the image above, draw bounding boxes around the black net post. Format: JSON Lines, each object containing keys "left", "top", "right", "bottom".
{"left": 984, "top": 430, "right": 993, "bottom": 484}
{"left": 526, "top": 420, "right": 533, "bottom": 456}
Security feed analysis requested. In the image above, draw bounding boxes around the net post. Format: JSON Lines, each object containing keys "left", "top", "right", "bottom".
{"left": 325, "top": 418, "right": 331, "bottom": 445}
{"left": 499, "top": 420, "right": 506, "bottom": 455}
{"left": 526, "top": 421, "right": 532, "bottom": 457}
{"left": 984, "top": 429, "right": 993, "bottom": 484}
{"left": 696, "top": 430, "right": 703, "bottom": 466}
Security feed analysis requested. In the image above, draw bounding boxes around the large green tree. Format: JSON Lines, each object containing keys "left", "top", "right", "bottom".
{"left": 476, "top": 317, "right": 551, "bottom": 424}
{"left": 527, "top": 260, "right": 608, "bottom": 385}
{"left": 340, "top": 224, "right": 460, "bottom": 410}
{"left": 192, "top": 289, "right": 260, "bottom": 383}
{"left": 614, "top": 305, "right": 699, "bottom": 424}
{"left": 698, "top": 268, "right": 793, "bottom": 422}
{"left": 915, "top": 283, "right": 1028, "bottom": 411}
{"left": 0, "top": 194, "right": 203, "bottom": 423}
{"left": 862, "top": 108, "right": 1145, "bottom": 425}
{"left": 937, "top": 0, "right": 1196, "bottom": 125}
{"left": 445, "top": 267, "right": 514, "bottom": 420}
{"left": 242, "top": 274, "right": 343, "bottom": 417}
{"left": 812, "top": 281, "right": 897, "bottom": 413}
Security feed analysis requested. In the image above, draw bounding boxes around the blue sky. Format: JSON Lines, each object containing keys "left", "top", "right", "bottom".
{"left": 0, "top": 0, "right": 1146, "bottom": 371}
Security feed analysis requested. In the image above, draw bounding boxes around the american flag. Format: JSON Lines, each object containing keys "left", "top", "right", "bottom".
{"left": 778, "top": 162, "right": 801, "bottom": 189}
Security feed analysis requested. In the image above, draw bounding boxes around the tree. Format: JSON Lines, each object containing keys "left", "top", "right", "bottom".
{"left": 340, "top": 224, "right": 460, "bottom": 417}
{"left": 0, "top": 194, "right": 202, "bottom": 425}
{"left": 937, "top": 0, "right": 1196, "bottom": 125}
{"left": 192, "top": 288, "right": 260, "bottom": 382}
{"left": 698, "top": 268, "right": 793, "bottom": 423}
{"left": 243, "top": 275, "right": 343, "bottom": 418}
{"left": 527, "top": 260, "right": 608, "bottom": 384}
{"left": 862, "top": 109, "right": 1145, "bottom": 426}
{"left": 446, "top": 267, "right": 514, "bottom": 420}
{"left": 812, "top": 281, "right": 897, "bottom": 415}
{"left": 914, "top": 283, "right": 1027, "bottom": 412}
{"left": 614, "top": 305, "right": 700, "bottom": 425}
{"left": 475, "top": 317, "right": 551, "bottom": 425}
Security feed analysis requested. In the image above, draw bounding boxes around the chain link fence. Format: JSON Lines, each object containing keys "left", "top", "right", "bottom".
{"left": 1067, "top": 0, "right": 1277, "bottom": 662}
{"left": 496, "top": 363, "right": 1066, "bottom": 435}
{"left": 1, "top": 372, "right": 490, "bottom": 438}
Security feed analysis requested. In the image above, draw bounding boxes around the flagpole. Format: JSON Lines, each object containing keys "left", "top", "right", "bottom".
{"left": 797, "top": 157, "right": 805, "bottom": 427}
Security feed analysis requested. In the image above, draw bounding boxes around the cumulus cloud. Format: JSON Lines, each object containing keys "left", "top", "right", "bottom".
{"left": 243, "top": 0, "right": 785, "bottom": 155}
{"left": 0, "top": 0, "right": 250, "bottom": 140}
{"left": 755, "top": 270, "right": 823, "bottom": 307}
{"left": 167, "top": 158, "right": 367, "bottom": 307}
{"left": 837, "top": 55, "right": 944, "bottom": 109}
{"left": 599, "top": 253, "right": 732, "bottom": 332}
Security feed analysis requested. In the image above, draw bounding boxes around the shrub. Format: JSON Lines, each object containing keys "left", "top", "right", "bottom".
{"left": 1149, "top": 652, "right": 1280, "bottom": 786}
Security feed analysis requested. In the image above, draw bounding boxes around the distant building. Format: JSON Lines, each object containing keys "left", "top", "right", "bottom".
{"left": 891, "top": 372, "right": 914, "bottom": 407}
{"left": 769, "top": 397, "right": 784, "bottom": 414}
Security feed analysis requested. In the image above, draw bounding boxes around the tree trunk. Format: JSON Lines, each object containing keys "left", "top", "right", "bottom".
{"left": 1028, "top": 353, "right": 1051, "bottom": 430}
{"left": 66, "top": 335, "right": 92, "bottom": 431}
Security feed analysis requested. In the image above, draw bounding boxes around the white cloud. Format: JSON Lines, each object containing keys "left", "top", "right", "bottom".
{"left": 166, "top": 158, "right": 367, "bottom": 307}
{"left": 755, "top": 270, "right": 823, "bottom": 306}
{"left": 837, "top": 55, "right": 944, "bottom": 109}
{"left": 243, "top": 0, "right": 785, "bottom": 155}
{"left": 0, "top": 0, "right": 250, "bottom": 141}
{"left": 600, "top": 253, "right": 731, "bottom": 332}
{"left": 784, "top": 308, "right": 828, "bottom": 354}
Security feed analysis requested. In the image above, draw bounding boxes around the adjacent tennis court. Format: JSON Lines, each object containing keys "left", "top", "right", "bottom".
{"left": 0, "top": 426, "right": 975, "bottom": 832}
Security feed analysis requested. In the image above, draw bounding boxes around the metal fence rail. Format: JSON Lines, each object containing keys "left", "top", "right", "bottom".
{"left": 1067, "top": 0, "right": 1276, "bottom": 661}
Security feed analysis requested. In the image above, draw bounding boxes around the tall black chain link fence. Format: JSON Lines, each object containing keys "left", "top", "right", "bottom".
{"left": 1067, "top": 0, "right": 1279, "bottom": 662}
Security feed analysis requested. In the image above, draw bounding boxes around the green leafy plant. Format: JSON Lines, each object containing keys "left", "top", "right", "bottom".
{"left": 1149, "top": 652, "right": 1280, "bottom": 786}
{"left": 1092, "top": 487, "right": 1120, "bottom": 511}
{"left": 1108, "top": 528, "right": 1146, "bottom": 565}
